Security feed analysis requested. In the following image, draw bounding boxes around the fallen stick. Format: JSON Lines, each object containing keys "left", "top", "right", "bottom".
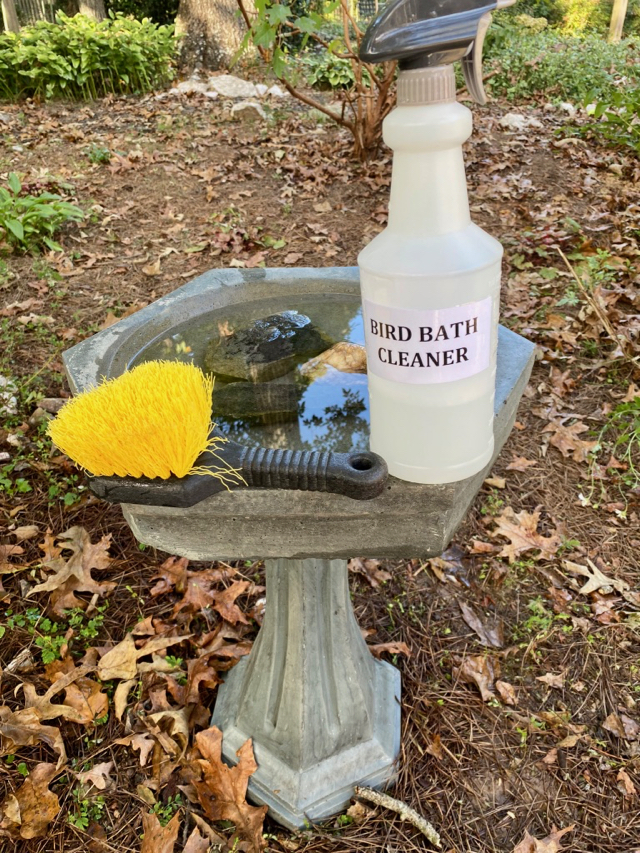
{"left": 354, "top": 786, "right": 442, "bottom": 848}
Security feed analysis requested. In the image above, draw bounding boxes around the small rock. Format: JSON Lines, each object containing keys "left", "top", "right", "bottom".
{"left": 0, "top": 375, "right": 18, "bottom": 416}
{"left": 12, "top": 144, "right": 23, "bottom": 153}
{"left": 38, "top": 397, "right": 67, "bottom": 414}
{"left": 204, "top": 310, "right": 332, "bottom": 381}
{"left": 208, "top": 74, "right": 258, "bottom": 98}
{"left": 231, "top": 100, "right": 267, "bottom": 122}
{"left": 266, "top": 84, "right": 288, "bottom": 98}
{"left": 499, "top": 112, "right": 543, "bottom": 132}
{"left": 203, "top": 90, "right": 219, "bottom": 100}
{"left": 559, "top": 102, "right": 577, "bottom": 117}
{"left": 176, "top": 78, "right": 209, "bottom": 95}
{"left": 255, "top": 83, "right": 269, "bottom": 97}
{"left": 0, "top": 112, "right": 12, "bottom": 124}
{"left": 28, "top": 407, "right": 53, "bottom": 427}
{"left": 0, "top": 451, "right": 10, "bottom": 463}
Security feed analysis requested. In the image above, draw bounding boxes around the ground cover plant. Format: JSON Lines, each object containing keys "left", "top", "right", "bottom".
{"left": 0, "top": 12, "right": 176, "bottom": 101}
{"left": 0, "top": 37, "right": 639, "bottom": 853}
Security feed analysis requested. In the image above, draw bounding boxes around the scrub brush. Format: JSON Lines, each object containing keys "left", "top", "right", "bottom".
{"left": 48, "top": 360, "right": 241, "bottom": 485}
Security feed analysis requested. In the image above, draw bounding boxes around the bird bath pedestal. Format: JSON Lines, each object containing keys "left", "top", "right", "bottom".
{"left": 63, "top": 267, "right": 535, "bottom": 830}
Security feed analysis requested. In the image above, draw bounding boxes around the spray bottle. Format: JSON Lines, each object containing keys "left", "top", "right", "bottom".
{"left": 358, "top": 0, "right": 514, "bottom": 484}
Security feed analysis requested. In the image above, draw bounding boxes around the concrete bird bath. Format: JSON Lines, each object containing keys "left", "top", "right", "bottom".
{"left": 63, "top": 266, "right": 535, "bottom": 829}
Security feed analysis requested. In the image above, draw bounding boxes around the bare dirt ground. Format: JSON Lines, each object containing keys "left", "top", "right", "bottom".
{"left": 1, "top": 85, "right": 639, "bottom": 853}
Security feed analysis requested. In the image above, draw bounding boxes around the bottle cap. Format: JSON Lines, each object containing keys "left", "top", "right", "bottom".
{"left": 361, "top": 0, "right": 516, "bottom": 105}
{"left": 397, "top": 66, "right": 456, "bottom": 105}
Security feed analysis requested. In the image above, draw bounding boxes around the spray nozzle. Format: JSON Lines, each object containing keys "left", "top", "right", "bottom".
{"left": 360, "top": 0, "right": 516, "bottom": 104}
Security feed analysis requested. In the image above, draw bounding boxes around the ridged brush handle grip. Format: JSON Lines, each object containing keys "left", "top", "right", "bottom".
{"left": 239, "top": 446, "right": 387, "bottom": 500}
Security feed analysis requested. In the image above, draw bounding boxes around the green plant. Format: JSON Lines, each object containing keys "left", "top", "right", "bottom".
{"left": 151, "top": 794, "right": 183, "bottom": 826}
{"left": 578, "top": 90, "right": 640, "bottom": 154}
{"left": 486, "top": 27, "right": 640, "bottom": 102}
{"left": 299, "top": 49, "right": 371, "bottom": 89}
{"left": 68, "top": 789, "right": 106, "bottom": 830}
{"left": 106, "top": 0, "right": 179, "bottom": 25}
{"left": 0, "top": 173, "right": 83, "bottom": 253}
{"left": 85, "top": 143, "right": 112, "bottom": 164}
{"left": 0, "top": 12, "right": 176, "bottom": 102}
{"left": 236, "top": 0, "right": 396, "bottom": 160}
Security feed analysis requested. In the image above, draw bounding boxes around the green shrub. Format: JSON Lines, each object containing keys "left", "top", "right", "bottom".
{"left": 0, "top": 173, "right": 83, "bottom": 253}
{"left": 0, "top": 12, "right": 176, "bottom": 101}
{"left": 579, "top": 90, "right": 640, "bottom": 154}
{"left": 299, "top": 49, "right": 371, "bottom": 89}
{"left": 486, "top": 27, "right": 640, "bottom": 102}
{"left": 105, "top": 0, "right": 179, "bottom": 25}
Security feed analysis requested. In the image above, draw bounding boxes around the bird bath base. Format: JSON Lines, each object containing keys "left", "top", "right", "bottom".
{"left": 212, "top": 559, "right": 400, "bottom": 830}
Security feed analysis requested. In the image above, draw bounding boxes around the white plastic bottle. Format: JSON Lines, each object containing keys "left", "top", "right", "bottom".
{"left": 358, "top": 62, "right": 502, "bottom": 484}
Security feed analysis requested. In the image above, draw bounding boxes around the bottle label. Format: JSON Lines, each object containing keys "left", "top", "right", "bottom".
{"left": 363, "top": 296, "right": 493, "bottom": 384}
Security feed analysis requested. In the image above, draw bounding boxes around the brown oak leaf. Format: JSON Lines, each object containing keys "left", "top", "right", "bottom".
{"left": 348, "top": 557, "right": 392, "bottom": 588}
{"left": 543, "top": 421, "right": 598, "bottom": 463}
{"left": 512, "top": 825, "right": 574, "bottom": 853}
{"left": 453, "top": 655, "right": 499, "bottom": 702}
{"left": 0, "top": 707, "right": 66, "bottom": 767}
{"left": 0, "top": 762, "right": 60, "bottom": 839}
{"left": 492, "top": 506, "right": 561, "bottom": 563}
{"left": 140, "top": 810, "right": 180, "bottom": 853}
{"left": 28, "top": 527, "right": 115, "bottom": 615}
{"left": 192, "top": 726, "right": 267, "bottom": 851}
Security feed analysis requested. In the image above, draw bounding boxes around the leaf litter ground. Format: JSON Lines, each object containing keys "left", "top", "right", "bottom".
{"left": 0, "top": 88, "right": 639, "bottom": 853}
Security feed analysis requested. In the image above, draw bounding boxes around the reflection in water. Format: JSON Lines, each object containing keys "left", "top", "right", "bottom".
{"left": 131, "top": 295, "right": 369, "bottom": 453}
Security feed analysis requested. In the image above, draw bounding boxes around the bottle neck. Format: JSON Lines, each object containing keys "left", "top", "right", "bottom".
{"left": 387, "top": 147, "right": 470, "bottom": 235}
{"left": 384, "top": 68, "right": 472, "bottom": 237}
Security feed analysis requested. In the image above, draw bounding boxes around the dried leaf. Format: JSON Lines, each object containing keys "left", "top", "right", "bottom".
{"left": 616, "top": 769, "right": 636, "bottom": 798}
{"left": 543, "top": 421, "right": 598, "bottom": 463}
{"left": 46, "top": 659, "right": 108, "bottom": 725}
{"left": 192, "top": 726, "right": 267, "bottom": 851}
{"left": 114, "top": 678, "right": 136, "bottom": 720}
{"left": 507, "top": 456, "right": 538, "bottom": 472}
{"left": 0, "top": 706, "right": 66, "bottom": 767}
{"left": 98, "top": 633, "right": 137, "bottom": 681}
{"left": 115, "top": 732, "right": 155, "bottom": 767}
{"left": 536, "top": 672, "right": 565, "bottom": 689}
{"left": 0, "top": 763, "right": 60, "bottom": 839}
{"left": 459, "top": 601, "right": 504, "bottom": 648}
{"left": 183, "top": 827, "right": 210, "bottom": 853}
{"left": 484, "top": 476, "right": 506, "bottom": 489}
{"left": 495, "top": 680, "right": 518, "bottom": 706}
{"left": 348, "top": 557, "right": 392, "bottom": 588}
{"left": 28, "top": 527, "right": 115, "bottom": 615}
{"left": 562, "top": 559, "right": 629, "bottom": 596}
{"left": 13, "top": 525, "right": 39, "bottom": 542}
{"left": 453, "top": 655, "right": 499, "bottom": 702}
{"left": 556, "top": 733, "right": 581, "bottom": 748}
{"left": 75, "top": 761, "right": 114, "bottom": 790}
{"left": 492, "top": 507, "right": 561, "bottom": 563}
{"left": 368, "top": 640, "right": 412, "bottom": 659}
{"left": 512, "top": 825, "right": 574, "bottom": 853}
{"left": 140, "top": 810, "right": 180, "bottom": 853}
{"left": 142, "top": 257, "right": 162, "bottom": 276}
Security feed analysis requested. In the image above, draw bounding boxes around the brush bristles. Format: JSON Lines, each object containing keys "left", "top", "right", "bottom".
{"left": 49, "top": 361, "right": 229, "bottom": 480}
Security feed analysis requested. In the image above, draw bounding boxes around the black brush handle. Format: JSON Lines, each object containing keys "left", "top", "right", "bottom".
{"left": 88, "top": 441, "right": 388, "bottom": 507}
{"left": 238, "top": 446, "right": 387, "bottom": 500}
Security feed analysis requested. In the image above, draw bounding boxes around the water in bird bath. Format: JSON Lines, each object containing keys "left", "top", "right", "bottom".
{"left": 130, "top": 293, "right": 369, "bottom": 453}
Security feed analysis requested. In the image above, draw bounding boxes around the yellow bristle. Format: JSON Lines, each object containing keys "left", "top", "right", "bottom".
{"left": 48, "top": 361, "right": 238, "bottom": 482}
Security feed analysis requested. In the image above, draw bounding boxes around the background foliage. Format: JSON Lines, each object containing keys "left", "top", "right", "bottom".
{"left": 0, "top": 12, "right": 176, "bottom": 100}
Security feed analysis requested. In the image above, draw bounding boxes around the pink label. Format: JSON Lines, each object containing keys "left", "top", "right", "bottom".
{"left": 363, "top": 297, "right": 493, "bottom": 384}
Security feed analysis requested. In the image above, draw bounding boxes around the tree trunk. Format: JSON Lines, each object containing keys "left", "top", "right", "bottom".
{"left": 78, "top": 0, "right": 105, "bottom": 21}
{"left": 1, "top": 0, "right": 20, "bottom": 31}
{"left": 176, "top": 0, "right": 253, "bottom": 72}
{"left": 609, "top": 0, "right": 628, "bottom": 42}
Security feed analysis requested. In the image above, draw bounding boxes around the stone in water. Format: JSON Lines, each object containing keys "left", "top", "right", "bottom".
{"left": 204, "top": 311, "right": 332, "bottom": 382}
{"left": 212, "top": 381, "right": 298, "bottom": 421}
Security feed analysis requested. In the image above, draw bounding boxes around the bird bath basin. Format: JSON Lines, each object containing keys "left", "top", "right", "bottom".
{"left": 63, "top": 266, "right": 535, "bottom": 829}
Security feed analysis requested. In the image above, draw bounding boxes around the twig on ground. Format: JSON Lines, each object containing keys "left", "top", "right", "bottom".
{"left": 354, "top": 786, "right": 442, "bottom": 848}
